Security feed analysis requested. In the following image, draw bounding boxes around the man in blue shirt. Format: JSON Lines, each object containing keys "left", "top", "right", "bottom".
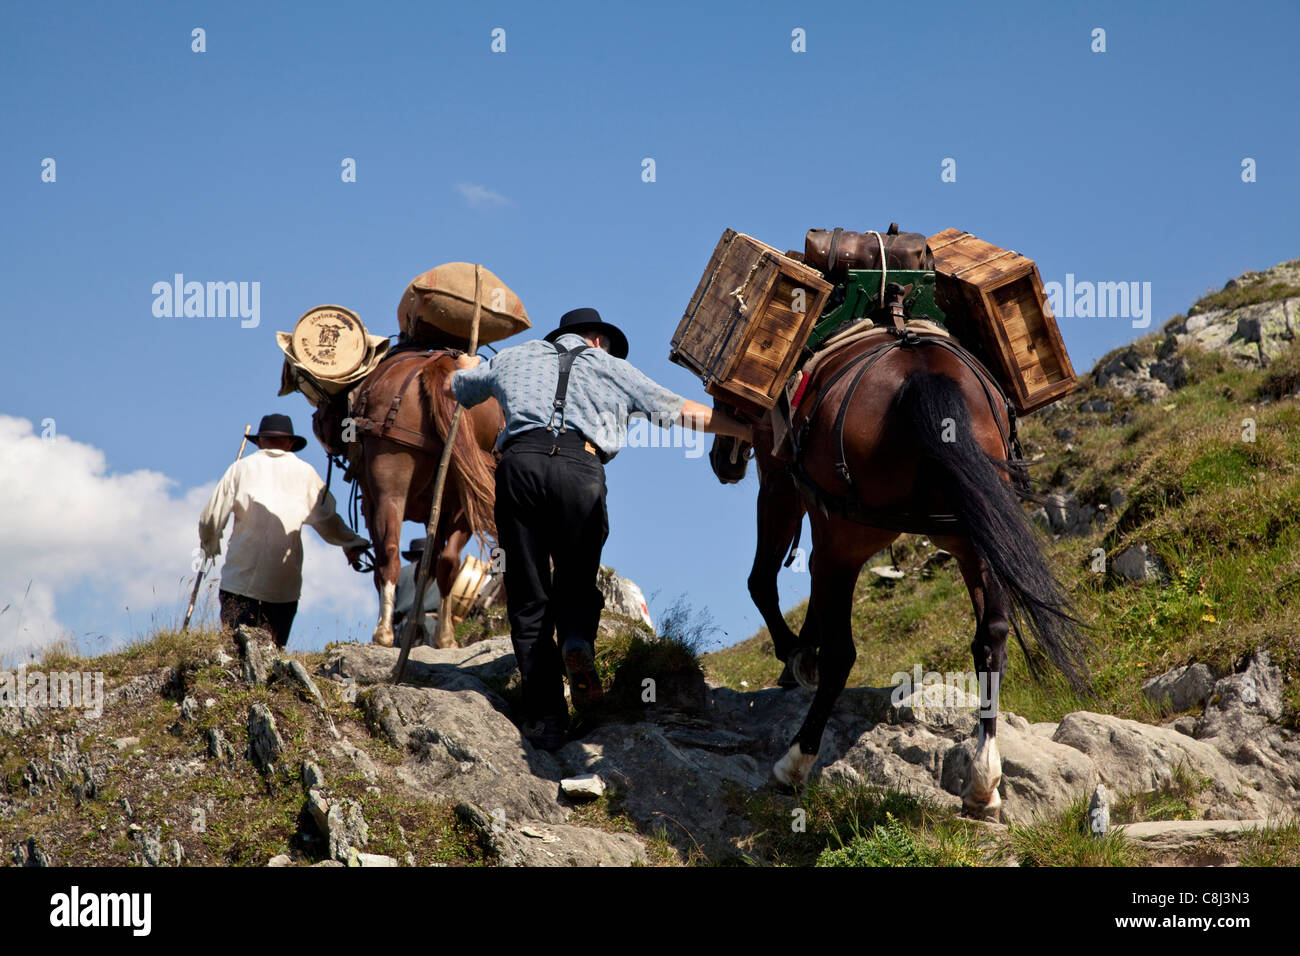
{"left": 449, "top": 308, "right": 751, "bottom": 750}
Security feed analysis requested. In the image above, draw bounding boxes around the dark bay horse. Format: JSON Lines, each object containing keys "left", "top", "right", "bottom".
{"left": 341, "top": 350, "right": 502, "bottom": 649}
{"left": 712, "top": 329, "right": 1089, "bottom": 819}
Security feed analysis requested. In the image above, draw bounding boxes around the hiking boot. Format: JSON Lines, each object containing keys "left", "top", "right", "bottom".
{"left": 561, "top": 638, "right": 604, "bottom": 712}
{"left": 522, "top": 714, "right": 569, "bottom": 752}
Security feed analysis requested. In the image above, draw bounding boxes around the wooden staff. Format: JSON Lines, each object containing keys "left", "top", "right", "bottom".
{"left": 393, "top": 265, "right": 482, "bottom": 682}
{"left": 182, "top": 424, "right": 252, "bottom": 631}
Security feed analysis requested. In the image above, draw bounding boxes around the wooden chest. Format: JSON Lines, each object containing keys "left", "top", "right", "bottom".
{"left": 671, "top": 230, "right": 833, "bottom": 414}
{"left": 928, "top": 228, "right": 1076, "bottom": 414}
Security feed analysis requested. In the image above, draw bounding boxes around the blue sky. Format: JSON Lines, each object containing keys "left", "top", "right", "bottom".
{"left": 2, "top": 0, "right": 1297, "bottom": 660}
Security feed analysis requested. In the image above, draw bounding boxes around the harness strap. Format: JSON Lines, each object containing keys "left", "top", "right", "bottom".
{"left": 788, "top": 330, "right": 1022, "bottom": 531}
{"left": 350, "top": 350, "right": 452, "bottom": 454}
{"left": 548, "top": 342, "right": 589, "bottom": 435}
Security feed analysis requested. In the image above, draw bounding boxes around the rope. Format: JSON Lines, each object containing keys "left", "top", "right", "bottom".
{"left": 866, "top": 230, "right": 888, "bottom": 310}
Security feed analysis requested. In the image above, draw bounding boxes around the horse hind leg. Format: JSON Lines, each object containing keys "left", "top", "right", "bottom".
{"left": 432, "top": 521, "right": 471, "bottom": 649}
{"left": 943, "top": 538, "right": 1010, "bottom": 821}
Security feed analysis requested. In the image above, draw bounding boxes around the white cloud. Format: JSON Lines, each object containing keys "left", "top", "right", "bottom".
{"left": 0, "top": 416, "right": 374, "bottom": 662}
{"left": 455, "top": 182, "right": 513, "bottom": 208}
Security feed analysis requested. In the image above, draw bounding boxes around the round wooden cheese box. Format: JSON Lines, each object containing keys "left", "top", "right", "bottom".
{"left": 290, "top": 306, "right": 370, "bottom": 380}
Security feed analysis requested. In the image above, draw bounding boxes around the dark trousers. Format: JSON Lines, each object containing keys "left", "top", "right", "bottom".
{"left": 219, "top": 589, "right": 298, "bottom": 648}
{"left": 495, "top": 431, "right": 608, "bottom": 721}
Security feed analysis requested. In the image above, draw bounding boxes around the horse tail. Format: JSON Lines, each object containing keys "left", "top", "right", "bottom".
{"left": 422, "top": 358, "right": 498, "bottom": 552}
{"left": 892, "top": 371, "right": 1091, "bottom": 694}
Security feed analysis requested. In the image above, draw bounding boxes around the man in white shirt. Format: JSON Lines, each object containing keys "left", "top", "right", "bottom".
{"left": 198, "top": 414, "right": 370, "bottom": 647}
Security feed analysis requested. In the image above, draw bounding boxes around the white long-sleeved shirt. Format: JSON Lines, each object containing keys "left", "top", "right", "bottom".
{"left": 198, "top": 448, "right": 369, "bottom": 603}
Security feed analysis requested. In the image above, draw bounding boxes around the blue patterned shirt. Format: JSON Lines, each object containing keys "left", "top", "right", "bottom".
{"left": 451, "top": 334, "right": 686, "bottom": 461}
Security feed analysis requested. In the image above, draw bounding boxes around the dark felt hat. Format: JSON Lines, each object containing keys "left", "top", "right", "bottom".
{"left": 250, "top": 413, "right": 307, "bottom": 452}
{"left": 401, "top": 539, "right": 426, "bottom": 562}
{"left": 544, "top": 307, "right": 629, "bottom": 359}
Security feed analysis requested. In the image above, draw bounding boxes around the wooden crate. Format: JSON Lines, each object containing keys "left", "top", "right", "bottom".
{"left": 928, "top": 228, "right": 1076, "bottom": 414}
{"left": 671, "top": 230, "right": 832, "bottom": 414}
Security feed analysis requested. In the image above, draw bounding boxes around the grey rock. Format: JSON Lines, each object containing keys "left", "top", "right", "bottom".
{"left": 1088, "top": 784, "right": 1111, "bottom": 836}
{"left": 1045, "top": 492, "right": 1103, "bottom": 537}
{"left": 12, "top": 837, "right": 48, "bottom": 867}
{"left": 267, "top": 854, "right": 293, "bottom": 867}
{"left": 306, "top": 788, "right": 330, "bottom": 835}
{"left": 1109, "top": 487, "right": 1128, "bottom": 511}
{"left": 1078, "top": 398, "right": 1114, "bottom": 414}
{"left": 1168, "top": 716, "right": 1198, "bottom": 737}
{"left": 1120, "top": 819, "right": 1269, "bottom": 863}
{"left": 134, "top": 826, "right": 164, "bottom": 866}
{"left": 454, "top": 801, "right": 644, "bottom": 867}
{"left": 113, "top": 736, "right": 140, "bottom": 751}
{"left": 179, "top": 696, "right": 199, "bottom": 722}
{"left": 1051, "top": 712, "right": 1275, "bottom": 819}
{"left": 1195, "top": 651, "right": 1300, "bottom": 802}
{"left": 247, "top": 703, "right": 283, "bottom": 773}
{"left": 560, "top": 774, "right": 606, "bottom": 801}
{"left": 271, "top": 658, "right": 326, "bottom": 709}
{"left": 234, "top": 627, "right": 273, "bottom": 686}
{"left": 326, "top": 797, "right": 369, "bottom": 862}
{"left": 1149, "top": 355, "right": 1189, "bottom": 390}
{"left": 347, "top": 850, "right": 397, "bottom": 867}
{"left": 1111, "top": 542, "right": 1169, "bottom": 584}
{"left": 364, "top": 683, "right": 567, "bottom": 825}
{"left": 170, "top": 840, "right": 183, "bottom": 865}
{"left": 1142, "top": 663, "right": 1216, "bottom": 713}
{"left": 327, "top": 639, "right": 519, "bottom": 696}
{"left": 329, "top": 740, "right": 378, "bottom": 784}
{"left": 301, "top": 760, "right": 325, "bottom": 791}
{"left": 596, "top": 566, "right": 654, "bottom": 630}
{"left": 206, "top": 727, "right": 233, "bottom": 765}
{"left": 104, "top": 670, "right": 177, "bottom": 709}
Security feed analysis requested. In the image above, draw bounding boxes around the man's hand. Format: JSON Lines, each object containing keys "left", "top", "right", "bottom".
{"left": 444, "top": 353, "right": 483, "bottom": 397}
{"left": 678, "top": 399, "right": 753, "bottom": 442}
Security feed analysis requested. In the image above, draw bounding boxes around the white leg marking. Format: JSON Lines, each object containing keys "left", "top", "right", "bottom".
{"left": 773, "top": 742, "right": 818, "bottom": 788}
{"left": 963, "top": 726, "right": 1003, "bottom": 816}
{"left": 372, "top": 580, "right": 396, "bottom": 646}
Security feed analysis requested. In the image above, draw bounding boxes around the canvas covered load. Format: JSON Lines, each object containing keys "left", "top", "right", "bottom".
{"left": 398, "top": 262, "right": 531, "bottom": 349}
{"left": 277, "top": 305, "right": 390, "bottom": 407}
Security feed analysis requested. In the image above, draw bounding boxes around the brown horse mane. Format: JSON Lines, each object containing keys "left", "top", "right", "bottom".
{"left": 420, "top": 357, "right": 498, "bottom": 551}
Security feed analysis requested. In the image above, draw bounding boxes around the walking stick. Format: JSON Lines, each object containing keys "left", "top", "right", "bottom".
{"left": 182, "top": 424, "right": 252, "bottom": 631}
{"left": 393, "top": 265, "right": 483, "bottom": 682}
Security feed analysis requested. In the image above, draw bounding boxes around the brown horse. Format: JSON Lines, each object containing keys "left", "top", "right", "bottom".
{"left": 342, "top": 349, "right": 502, "bottom": 649}
{"left": 712, "top": 329, "right": 1088, "bottom": 819}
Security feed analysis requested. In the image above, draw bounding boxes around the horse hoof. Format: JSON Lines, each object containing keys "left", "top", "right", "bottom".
{"left": 372, "top": 629, "right": 394, "bottom": 648}
{"left": 773, "top": 742, "right": 818, "bottom": 789}
{"left": 776, "top": 662, "right": 799, "bottom": 690}
{"left": 961, "top": 790, "right": 1002, "bottom": 823}
{"left": 790, "top": 648, "right": 819, "bottom": 691}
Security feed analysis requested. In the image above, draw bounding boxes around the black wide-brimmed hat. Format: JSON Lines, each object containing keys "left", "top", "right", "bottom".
{"left": 250, "top": 413, "right": 307, "bottom": 452}
{"left": 401, "top": 539, "right": 426, "bottom": 562}
{"left": 544, "top": 307, "right": 629, "bottom": 359}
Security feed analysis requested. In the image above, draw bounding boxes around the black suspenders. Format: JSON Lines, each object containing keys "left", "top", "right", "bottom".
{"left": 548, "top": 341, "right": 589, "bottom": 435}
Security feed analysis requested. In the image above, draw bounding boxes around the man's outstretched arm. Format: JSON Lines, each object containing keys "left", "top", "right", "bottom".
{"left": 677, "top": 399, "right": 753, "bottom": 442}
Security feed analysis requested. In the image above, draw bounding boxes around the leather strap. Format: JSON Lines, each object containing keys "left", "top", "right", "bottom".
{"left": 350, "top": 350, "right": 450, "bottom": 454}
{"left": 548, "top": 342, "right": 589, "bottom": 434}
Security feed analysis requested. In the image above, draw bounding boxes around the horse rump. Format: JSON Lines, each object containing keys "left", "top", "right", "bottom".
{"left": 891, "top": 371, "right": 1091, "bottom": 694}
